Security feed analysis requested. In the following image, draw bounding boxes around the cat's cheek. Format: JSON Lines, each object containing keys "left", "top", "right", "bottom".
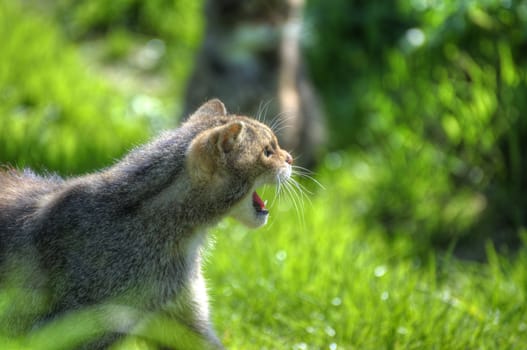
{"left": 228, "top": 196, "right": 269, "bottom": 228}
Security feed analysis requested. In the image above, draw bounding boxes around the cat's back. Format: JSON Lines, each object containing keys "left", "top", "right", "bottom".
{"left": 0, "top": 168, "right": 64, "bottom": 237}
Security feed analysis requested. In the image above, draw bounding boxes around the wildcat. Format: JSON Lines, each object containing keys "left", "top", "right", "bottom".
{"left": 0, "top": 99, "right": 293, "bottom": 349}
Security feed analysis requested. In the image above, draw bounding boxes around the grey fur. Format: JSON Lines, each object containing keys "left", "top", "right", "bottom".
{"left": 0, "top": 101, "right": 272, "bottom": 349}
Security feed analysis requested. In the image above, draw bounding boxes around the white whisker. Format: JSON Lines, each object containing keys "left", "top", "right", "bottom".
{"left": 270, "top": 119, "right": 289, "bottom": 133}
{"left": 256, "top": 101, "right": 263, "bottom": 122}
{"left": 290, "top": 178, "right": 310, "bottom": 209}
{"left": 291, "top": 165, "right": 314, "bottom": 175}
{"left": 290, "top": 177, "right": 313, "bottom": 198}
{"left": 256, "top": 99, "right": 273, "bottom": 122}
{"left": 270, "top": 124, "right": 294, "bottom": 135}
{"left": 282, "top": 179, "right": 305, "bottom": 227}
{"left": 271, "top": 174, "right": 282, "bottom": 208}
{"left": 291, "top": 166, "right": 325, "bottom": 190}
{"left": 291, "top": 182, "right": 306, "bottom": 227}
{"left": 269, "top": 112, "right": 292, "bottom": 133}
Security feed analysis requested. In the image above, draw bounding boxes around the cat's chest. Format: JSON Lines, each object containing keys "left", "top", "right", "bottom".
{"left": 140, "top": 229, "right": 207, "bottom": 306}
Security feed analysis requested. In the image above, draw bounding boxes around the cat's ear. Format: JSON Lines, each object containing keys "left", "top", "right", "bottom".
{"left": 213, "top": 121, "right": 244, "bottom": 153}
{"left": 187, "top": 121, "right": 244, "bottom": 183}
{"left": 189, "top": 99, "right": 227, "bottom": 121}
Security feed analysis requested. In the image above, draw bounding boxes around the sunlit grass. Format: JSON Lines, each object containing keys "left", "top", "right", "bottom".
{"left": 0, "top": 159, "right": 526, "bottom": 349}
{"left": 207, "top": 165, "right": 527, "bottom": 349}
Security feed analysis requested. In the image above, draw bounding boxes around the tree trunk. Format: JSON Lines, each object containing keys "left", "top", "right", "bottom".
{"left": 182, "top": 0, "right": 325, "bottom": 168}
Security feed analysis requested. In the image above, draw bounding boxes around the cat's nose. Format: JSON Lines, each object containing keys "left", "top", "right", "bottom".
{"left": 284, "top": 152, "right": 293, "bottom": 165}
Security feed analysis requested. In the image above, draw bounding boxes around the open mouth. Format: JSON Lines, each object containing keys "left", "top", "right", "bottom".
{"left": 252, "top": 191, "right": 269, "bottom": 216}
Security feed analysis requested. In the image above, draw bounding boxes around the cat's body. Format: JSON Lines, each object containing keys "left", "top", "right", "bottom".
{"left": 0, "top": 100, "right": 293, "bottom": 349}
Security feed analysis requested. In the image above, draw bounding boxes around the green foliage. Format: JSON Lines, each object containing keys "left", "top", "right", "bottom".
{"left": 54, "top": 0, "right": 204, "bottom": 99}
{"left": 305, "top": 0, "right": 527, "bottom": 247}
{"left": 54, "top": 0, "right": 202, "bottom": 43}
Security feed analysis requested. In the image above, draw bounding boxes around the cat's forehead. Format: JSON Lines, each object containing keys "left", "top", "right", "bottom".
{"left": 239, "top": 117, "right": 277, "bottom": 142}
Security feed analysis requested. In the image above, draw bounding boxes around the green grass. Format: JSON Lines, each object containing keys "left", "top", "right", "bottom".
{"left": 2, "top": 159, "right": 526, "bottom": 349}
{"left": 204, "top": 164, "right": 527, "bottom": 349}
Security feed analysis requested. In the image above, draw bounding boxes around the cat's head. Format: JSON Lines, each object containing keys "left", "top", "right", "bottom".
{"left": 186, "top": 99, "right": 293, "bottom": 228}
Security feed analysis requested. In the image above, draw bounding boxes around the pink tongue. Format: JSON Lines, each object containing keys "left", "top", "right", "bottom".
{"left": 252, "top": 191, "right": 266, "bottom": 210}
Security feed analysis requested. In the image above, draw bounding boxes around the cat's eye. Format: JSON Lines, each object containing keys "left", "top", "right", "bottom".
{"left": 264, "top": 147, "right": 274, "bottom": 157}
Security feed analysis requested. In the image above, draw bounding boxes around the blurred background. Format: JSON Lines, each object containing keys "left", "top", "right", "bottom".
{"left": 1, "top": 0, "right": 527, "bottom": 258}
